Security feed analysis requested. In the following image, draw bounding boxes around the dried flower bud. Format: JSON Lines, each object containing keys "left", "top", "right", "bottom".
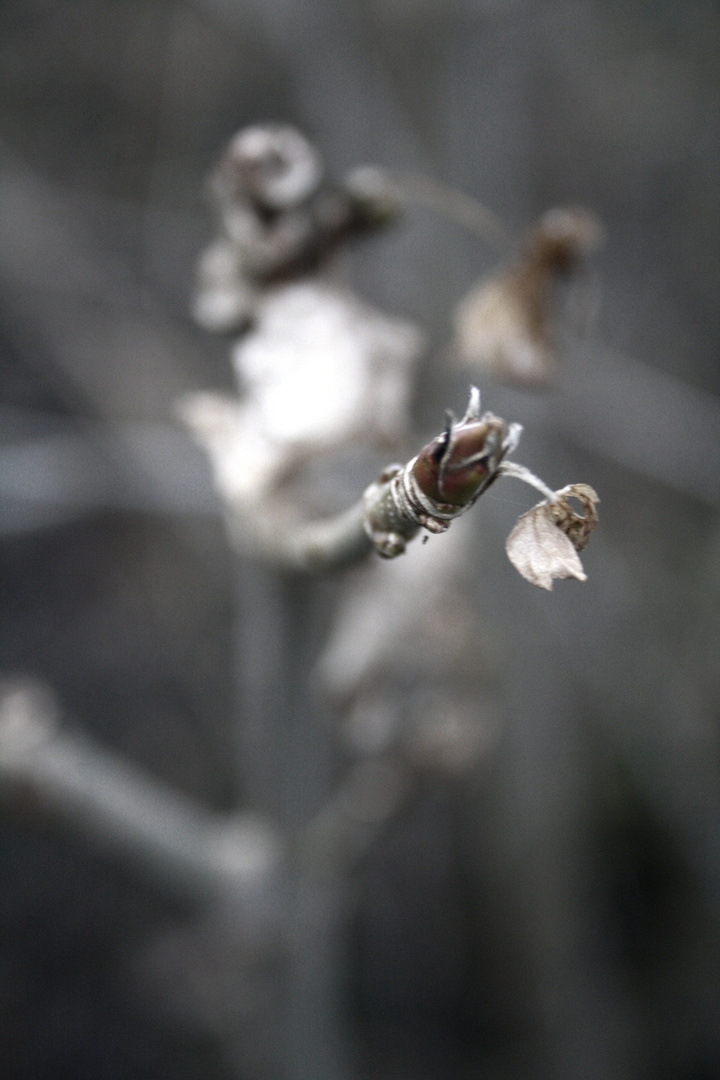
{"left": 453, "top": 206, "right": 602, "bottom": 388}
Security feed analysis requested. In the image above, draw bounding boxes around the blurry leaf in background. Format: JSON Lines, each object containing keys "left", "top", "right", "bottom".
{"left": 453, "top": 207, "right": 602, "bottom": 387}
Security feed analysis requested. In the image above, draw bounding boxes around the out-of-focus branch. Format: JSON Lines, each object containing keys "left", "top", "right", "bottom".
{"left": 226, "top": 500, "right": 373, "bottom": 573}
{"left": 185, "top": 382, "right": 603, "bottom": 588}
{"left": 0, "top": 676, "right": 426, "bottom": 894}
{"left": 184, "top": 389, "right": 522, "bottom": 572}
{"left": 0, "top": 408, "right": 220, "bottom": 536}
{"left": 561, "top": 342, "right": 720, "bottom": 506}
{"left": 0, "top": 678, "right": 281, "bottom": 906}
{"left": 349, "top": 166, "right": 512, "bottom": 250}
{"left": 300, "top": 757, "right": 413, "bottom": 880}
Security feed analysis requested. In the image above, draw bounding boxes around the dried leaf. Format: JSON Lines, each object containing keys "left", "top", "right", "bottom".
{"left": 505, "top": 482, "right": 599, "bottom": 589}
{"left": 506, "top": 502, "right": 587, "bottom": 590}
{"left": 453, "top": 206, "right": 602, "bottom": 388}
{"left": 453, "top": 267, "right": 555, "bottom": 388}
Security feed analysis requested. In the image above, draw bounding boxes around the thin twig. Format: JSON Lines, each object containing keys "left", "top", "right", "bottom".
{"left": 225, "top": 500, "right": 373, "bottom": 573}
{"left": 377, "top": 169, "right": 513, "bottom": 251}
{"left": 0, "top": 679, "right": 281, "bottom": 905}
{"left": 498, "top": 460, "right": 558, "bottom": 501}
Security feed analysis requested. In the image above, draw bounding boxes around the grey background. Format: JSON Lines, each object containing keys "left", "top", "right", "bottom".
{"left": 1, "top": 2, "right": 719, "bottom": 1079}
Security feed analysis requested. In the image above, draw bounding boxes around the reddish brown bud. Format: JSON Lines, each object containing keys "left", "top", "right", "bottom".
{"left": 410, "top": 389, "right": 520, "bottom": 510}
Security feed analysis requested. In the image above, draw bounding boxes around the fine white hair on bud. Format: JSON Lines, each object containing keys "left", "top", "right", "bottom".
{"left": 464, "top": 384, "right": 482, "bottom": 421}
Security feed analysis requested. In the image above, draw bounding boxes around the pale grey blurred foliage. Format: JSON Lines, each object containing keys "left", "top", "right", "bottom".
{"left": 1, "top": 3, "right": 719, "bottom": 1080}
{"left": 182, "top": 279, "right": 422, "bottom": 507}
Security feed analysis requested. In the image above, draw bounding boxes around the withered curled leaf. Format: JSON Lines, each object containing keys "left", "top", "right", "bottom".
{"left": 547, "top": 483, "right": 600, "bottom": 552}
{"left": 453, "top": 207, "right": 602, "bottom": 388}
{"left": 453, "top": 267, "right": 555, "bottom": 387}
{"left": 505, "top": 483, "right": 599, "bottom": 590}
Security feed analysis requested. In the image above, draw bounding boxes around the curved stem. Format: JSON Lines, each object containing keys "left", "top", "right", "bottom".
{"left": 378, "top": 169, "right": 513, "bottom": 251}
{"left": 498, "top": 460, "right": 557, "bottom": 502}
{"left": 226, "top": 500, "right": 373, "bottom": 573}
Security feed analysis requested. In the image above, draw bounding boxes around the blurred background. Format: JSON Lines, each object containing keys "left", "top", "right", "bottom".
{"left": 1, "top": 1, "right": 719, "bottom": 1079}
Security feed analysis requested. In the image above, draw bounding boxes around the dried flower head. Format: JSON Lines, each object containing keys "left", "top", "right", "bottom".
{"left": 210, "top": 124, "right": 324, "bottom": 216}
{"left": 453, "top": 206, "right": 602, "bottom": 387}
{"left": 192, "top": 130, "right": 408, "bottom": 335}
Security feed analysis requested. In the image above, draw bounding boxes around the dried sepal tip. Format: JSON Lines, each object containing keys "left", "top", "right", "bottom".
{"left": 505, "top": 483, "right": 599, "bottom": 590}
{"left": 547, "top": 483, "right": 600, "bottom": 552}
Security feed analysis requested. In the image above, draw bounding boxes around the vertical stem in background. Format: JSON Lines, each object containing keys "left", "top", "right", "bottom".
{"left": 281, "top": 576, "right": 353, "bottom": 1080}
{"left": 234, "top": 562, "right": 294, "bottom": 817}
{"left": 498, "top": 628, "right": 643, "bottom": 1080}
{"left": 285, "top": 871, "right": 352, "bottom": 1080}
{"left": 234, "top": 565, "right": 352, "bottom": 1080}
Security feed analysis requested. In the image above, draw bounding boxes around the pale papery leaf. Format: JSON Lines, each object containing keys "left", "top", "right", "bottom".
{"left": 505, "top": 502, "right": 588, "bottom": 590}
